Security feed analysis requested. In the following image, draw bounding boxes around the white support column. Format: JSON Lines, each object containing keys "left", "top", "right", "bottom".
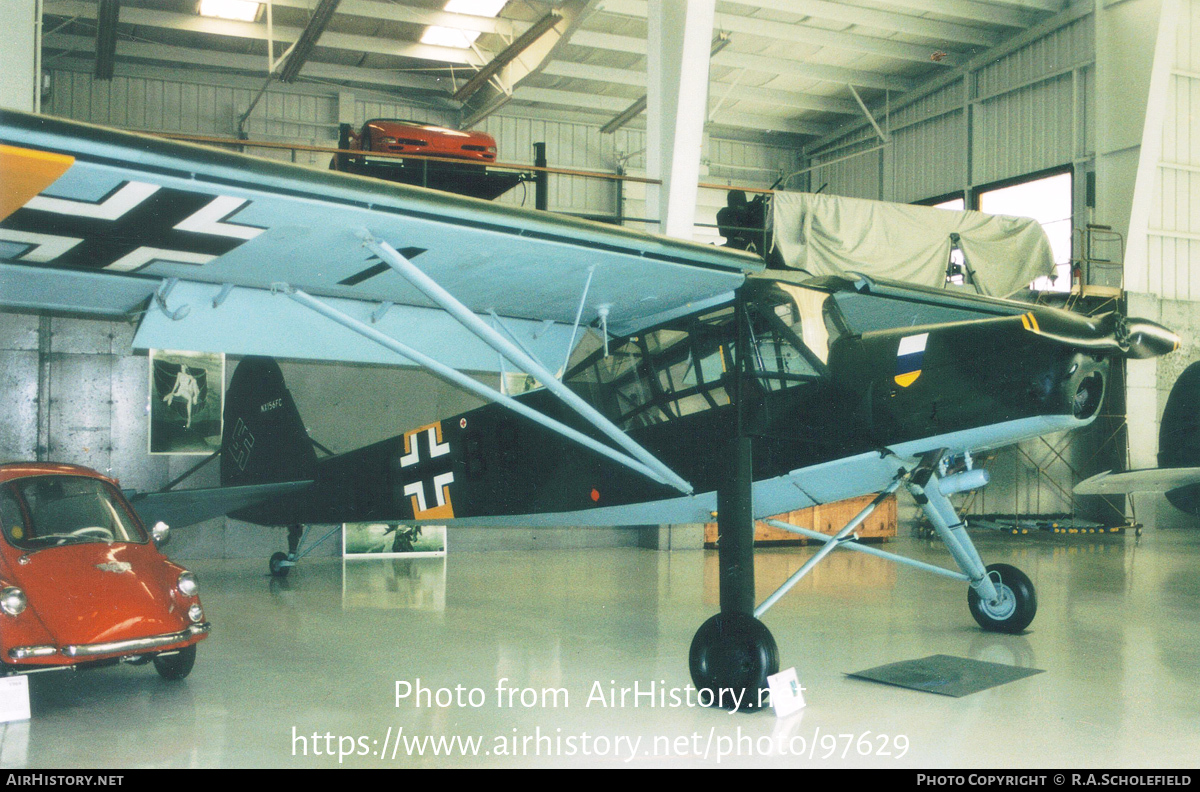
{"left": 645, "top": 0, "right": 715, "bottom": 240}
{"left": 1093, "top": 0, "right": 1166, "bottom": 258}
{"left": 337, "top": 90, "right": 356, "bottom": 126}
{"left": 0, "top": 0, "right": 40, "bottom": 112}
{"left": 1125, "top": 0, "right": 1180, "bottom": 296}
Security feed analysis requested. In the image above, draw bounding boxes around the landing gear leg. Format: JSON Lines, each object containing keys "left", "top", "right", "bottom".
{"left": 906, "top": 460, "right": 1037, "bottom": 633}
{"left": 269, "top": 523, "right": 341, "bottom": 578}
{"left": 689, "top": 434, "right": 778, "bottom": 712}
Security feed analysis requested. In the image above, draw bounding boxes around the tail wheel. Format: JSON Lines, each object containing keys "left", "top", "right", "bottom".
{"left": 269, "top": 551, "right": 291, "bottom": 578}
{"left": 968, "top": 563, "right": 1037, "bottom": 633}
{"left": 689, "top": 612, "right": 778, "bottom": 712}
{"left": 153, "top": 644, "right": 197, "bottom": 681}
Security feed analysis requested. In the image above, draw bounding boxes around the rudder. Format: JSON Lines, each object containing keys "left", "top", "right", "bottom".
{"left": 222, "top": 357, "right": 318, "bottom": 488}
{"left": 1159, "top": 361, "right": 1200, "bottom": 514}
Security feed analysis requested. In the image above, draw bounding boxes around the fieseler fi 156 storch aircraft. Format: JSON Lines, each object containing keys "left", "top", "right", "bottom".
{"left": 0, "top": 109, "right": 1181, "bottom": 709}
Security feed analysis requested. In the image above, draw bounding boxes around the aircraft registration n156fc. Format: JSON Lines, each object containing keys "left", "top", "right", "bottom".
{"left": 0, "top": 109, "right": 1180, "bottom": 708}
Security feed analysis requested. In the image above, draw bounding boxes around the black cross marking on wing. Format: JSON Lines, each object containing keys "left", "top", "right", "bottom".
{"left": 338, "top": 247, "right": 427, "bottom": 286}
{"left": 0, "top": 182, "right": 262, "bottom": 271}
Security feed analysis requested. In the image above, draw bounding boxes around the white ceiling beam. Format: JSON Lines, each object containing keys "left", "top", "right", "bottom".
{"left": 543, "top": 58, "right": 886, "bottom": 112}
{"left": 266, "top": 0, "right": 521, "bottom": 36}
{"left": 43, "top": 0, "right": 479, "bottom": 65}
{"left": 726, "top": 84, "right": 859, "bottom": 114}
{"left": 726, "top": 0, "right": 1007, "bottom": 46}
{"left": 513, "top": 87, "right": 635, "bottom": 113}
{"left": 854, "top": 0, "right": 1042, "bottom": 28}
{"left": 44, "top": 33, "right": 452, "bottom": 94}
{"left": 544, "top": 52, "right": 913, "bottom": 92}
{"left": 510, "top": 85, "right": 832, "bottom": 137}
{"left": 708, "top": 109, "right": 831, "bottom": 137}
{"left": 520, "top": 78, "right": 859, "bottom": 117}
{"left": 595, "top": 0, "right": 969, "bottom": 65}
{"left": 568, "top": 29, "right": 646, "bottom": 54}
{"left": 716, "top": 51, "right": 914, "bottom": 91}
{"left": 541, "top": 60, "right": 645, "bottom": 86}
{"left": 989, "top": 0, "right": 1067, "bottom": 12}
{"left": 712, "top": 12, "right": 964, "bottom": 66}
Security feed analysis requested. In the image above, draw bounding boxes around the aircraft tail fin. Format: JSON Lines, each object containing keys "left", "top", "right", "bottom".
{"left": 1158, "top": 361, "right": 1200, "bottom": 515}
{"left": 221, "top": 356, "right": 319, "bottom": 488}
{"left": 1158, "top": 361, "right": 1200, "bottom": 468}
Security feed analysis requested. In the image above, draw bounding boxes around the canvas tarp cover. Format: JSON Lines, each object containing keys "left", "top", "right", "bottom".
{"left": 771, "top": 191, "right": 1056, "bottom": 297}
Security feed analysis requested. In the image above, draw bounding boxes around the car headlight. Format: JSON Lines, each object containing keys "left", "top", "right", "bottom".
{"left": 177, "top": 571, "right": 198, "bottom": 597}
{"left": 1, "top": 587, "right": 27, "bottom": 617}
{"left": 187, "top": 604, "right": 204, "bottom": 623}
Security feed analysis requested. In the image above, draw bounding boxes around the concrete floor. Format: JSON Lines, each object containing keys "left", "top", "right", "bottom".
{"left": 5, "top": 520, "right": 1199, "bottom": 768}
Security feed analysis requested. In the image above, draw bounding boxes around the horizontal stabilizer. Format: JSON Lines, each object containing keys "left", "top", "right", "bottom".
{"left": 127, "top": 480, "right": 313, "bottom": 530}
{"left": 1074, "top": 468, "right": 1200, "bottom": 495}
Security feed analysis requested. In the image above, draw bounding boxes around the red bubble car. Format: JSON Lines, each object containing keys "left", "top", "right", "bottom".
{"left": 0, "top": 462, "right": 209, "bottom": 680}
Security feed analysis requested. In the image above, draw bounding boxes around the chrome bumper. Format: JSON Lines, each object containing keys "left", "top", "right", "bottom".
{"left": 59, "top": 622, "right": 211, "bottom": 659}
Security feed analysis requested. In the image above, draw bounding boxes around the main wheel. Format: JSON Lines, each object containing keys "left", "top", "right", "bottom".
{"left": 689, "top": 612, "right": 778, "bottom": 712}
{"left": 968, "top": 563, "right": 1037, "bottom": 634}
{"left": 153, "top": 644, "right": 196, "bottom": 681}
{"left": 269, "top": 551, "right": 291, "bottom": 578}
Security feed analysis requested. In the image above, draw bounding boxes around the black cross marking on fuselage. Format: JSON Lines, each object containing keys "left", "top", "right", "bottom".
{"left": 0, "top": 183, "right": 258, "bottom": 270}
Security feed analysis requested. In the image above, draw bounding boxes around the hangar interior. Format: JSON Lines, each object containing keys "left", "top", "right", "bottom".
{"left": 0, "top": 0, "right": 1198, "bottom": 769}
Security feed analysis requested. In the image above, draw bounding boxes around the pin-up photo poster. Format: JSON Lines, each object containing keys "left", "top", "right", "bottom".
{"left": 148, "top": 349, "right": 225, "bottom": 455}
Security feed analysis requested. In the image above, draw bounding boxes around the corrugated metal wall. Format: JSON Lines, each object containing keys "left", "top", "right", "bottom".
{"left": 1145, "top": 0, "right": 1200, "bottom": 301}
{"left": 807, "top": 10, "right": 1094, "bottom": 205}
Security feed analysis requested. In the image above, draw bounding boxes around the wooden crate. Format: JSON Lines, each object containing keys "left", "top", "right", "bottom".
{"left": 704, "top": 493, "right": 897, "bottom": 546}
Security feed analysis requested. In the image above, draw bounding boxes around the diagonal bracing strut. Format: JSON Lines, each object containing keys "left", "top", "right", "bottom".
{"left": 357, "top": 232, "right": 693, "bottom": 494}
{"left": 280, "top": 286, "right": 683, "bottom": 490}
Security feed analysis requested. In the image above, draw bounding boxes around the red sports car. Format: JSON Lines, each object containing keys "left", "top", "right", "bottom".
{"left": 350, "top": 118, "right": 497, "bottom": 163}
{"left": 0, "top": 463, "right": 209, "bottom": 680}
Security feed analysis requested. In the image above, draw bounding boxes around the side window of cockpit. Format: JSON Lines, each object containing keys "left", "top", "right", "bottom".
{"left": 747, "top": 304, "right": 821, "bottom": 390}
{"left": 774, "top": 283, "right": 834, "bottom": 364}
{"left": 645, "top": 312, "right": 734, "bottom": 419}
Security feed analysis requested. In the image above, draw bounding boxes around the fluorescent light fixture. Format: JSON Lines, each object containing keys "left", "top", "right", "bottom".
{"left": 444, "top": 0, "right": 507, "bottom": 17}
{"left": 420, "top": 25, "right": 481, "bottom": 49}
{"left": 421, "top": 0, "right": 505, "bottom": 48}
{"left": 198, "top": 0, "right": 261, "bottom": 22}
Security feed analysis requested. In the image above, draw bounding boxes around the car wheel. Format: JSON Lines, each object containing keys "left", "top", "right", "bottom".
{"left": 153, "top": 644, "right": 196, "bottom": 681}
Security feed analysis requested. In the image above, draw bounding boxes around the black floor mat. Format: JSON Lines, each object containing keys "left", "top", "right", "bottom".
{"left": 847, "top": 654, "right": 1044, "bottom": 697}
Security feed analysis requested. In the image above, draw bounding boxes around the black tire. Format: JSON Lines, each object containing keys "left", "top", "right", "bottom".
{"left": 968, "top": 563, "right": 1037, "bottom": 633}
{"left": 153, "top": 644, "right": 196, "bottom": 681}
{"left": 269, "top": 551, "right": 291, "bottom": 578}
{"left": 689, "top": 612, "right": 779, "bottom": 712}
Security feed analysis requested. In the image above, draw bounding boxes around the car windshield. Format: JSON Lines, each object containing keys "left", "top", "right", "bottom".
{"left": 0, "top": 475, "right": 147, "bottom": 551}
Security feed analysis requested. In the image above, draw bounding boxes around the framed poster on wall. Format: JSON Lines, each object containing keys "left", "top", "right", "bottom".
{"left": 148, "top": 349, "right": 225, "bottom": 455}
{"left": 343, "top": 523, "right": 447, "bottom": 559}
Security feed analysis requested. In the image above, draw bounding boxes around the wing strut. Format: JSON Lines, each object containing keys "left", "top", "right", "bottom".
{"left": 357, "top": 232, "right": 693, "bottom": 495}
{"left": 279, "top": 285, "right": 687, "bottom": 491}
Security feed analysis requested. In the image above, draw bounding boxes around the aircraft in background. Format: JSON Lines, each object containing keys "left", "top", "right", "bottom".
{"left": 0, "top": 109, "right": 1180, "bottom": 709}
{"left": 1076, "top": 360, "right": 1200, "bottom": 515}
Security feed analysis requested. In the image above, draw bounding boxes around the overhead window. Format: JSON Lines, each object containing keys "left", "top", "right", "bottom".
{"left": 976, "top": 170, "right": 1073, "bottom": 292}
{"left": 932, "top": 197, "right": 965, "bottom": 211}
